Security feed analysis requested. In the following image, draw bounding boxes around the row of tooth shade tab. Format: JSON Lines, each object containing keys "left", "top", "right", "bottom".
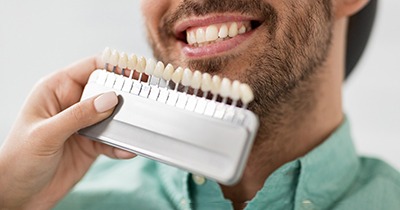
{"left": 101, "top": 47, "right": 254, "bottom": 108}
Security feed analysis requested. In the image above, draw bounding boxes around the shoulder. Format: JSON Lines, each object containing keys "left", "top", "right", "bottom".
{"left": 55, "top": 156, "right": 176, "bottom": 210}
{"left": 332, "top": 157, "right": 400, "bottom": 210}
{"left": 358, "top": 157, "right": 400, "bottom": 186}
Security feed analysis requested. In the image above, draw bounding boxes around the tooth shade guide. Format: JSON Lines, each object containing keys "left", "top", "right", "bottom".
{"left": 121, "top": 72, "right": 241, "bottom": 106}
{"left": 99, "top": 48, "right": 255, "bottom": 109}
{"left": 92, "top": 50, "right": 260, "bottom": 175}
{"left": 81, "top": 69, "right": 259, "bottom": 184}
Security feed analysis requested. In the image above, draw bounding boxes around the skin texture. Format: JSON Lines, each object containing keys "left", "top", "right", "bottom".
{"left": 141, "top": 0, "right": 369, "bottom": 208}
{"left": 0, "top": 0, "right": 369, "bottom": 209}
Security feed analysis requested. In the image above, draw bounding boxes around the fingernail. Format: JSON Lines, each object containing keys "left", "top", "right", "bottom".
{"left": 94, "top": 92, "right": 118, "bottom": 113}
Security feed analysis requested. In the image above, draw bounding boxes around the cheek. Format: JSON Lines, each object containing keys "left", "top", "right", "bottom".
{"left": 141, "top": 0, "right": 169, "bottom": 14}
{"left": 141, "top": 0, "right": 169, "bottom": 36}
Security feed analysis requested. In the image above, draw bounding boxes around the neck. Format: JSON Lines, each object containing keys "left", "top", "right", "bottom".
{"left": 220, "top": 18, "right": 348, "bottom": 206}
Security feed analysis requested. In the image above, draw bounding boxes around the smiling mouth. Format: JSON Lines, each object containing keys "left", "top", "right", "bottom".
{"left": 178, "top": 20, "right": 262, "bottom": 47}
{"left": 174, "top": 16, "right": 263, "bottom": 58}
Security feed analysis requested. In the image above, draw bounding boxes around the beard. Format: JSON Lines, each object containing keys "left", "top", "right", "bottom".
{"left": 147, "top": 0, "right": 334, "bottom": 125}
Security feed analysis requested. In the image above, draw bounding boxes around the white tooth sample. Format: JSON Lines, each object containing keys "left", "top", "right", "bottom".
{"left": 118, "top": 52, "right": 129, "bottom": 69}
{"left": 201, "top": 73, "right": 212, "bottom": 92}
{"left": 220, "top": 78, "right": 232, "bottom": 98}
{"left": 153, "top": 61, "right": 165, "bottom": 78}
{"left": 238, "top": 25, "right": 246, "bottom": 34}
{"left": 109, "top": 50, "right": 120, "bottom": 66}
{"left": 196, "top": 28, "right": 206, "bottom": 43}
{"left": 231, "top": 80, "right": 241, "bottom": 101}
{"left": 128, "top": 54, "right": 138, "bottom": 70}
{"left": 240, "top": 83, "right": 254, "bottom": 104}
{"left": 162, "top": 64, "right": 174, "bottom": 81}
{"left": 228, "top": 22, "right": 239, "bottom": 37}
{"left": 171, "top": 67, "right": 184, "bottom": 84}
{"left": 191, "top": 70, "right": 202, "bottom": 89}
{"left": 181, "top": 68, "right": 193, "bottom": 86}
{"left": 187, "top": 31, "right": 196, "bottom": 45}
{"left": 136, "top": 56, "right": 146, "bottom": 73}
{"left": 218, "top": 24, "right": 228, "bottom": 38}
{"left": 145, "top": 58, "right": 156, "bottom": 75}
{"left": 102, "top": 47, "right": 112, "bottom": 63}
{"left": 210, "top": 75, "right": 221, "bottom": 95}
{"left": 206, "top": 25, "right": 219, "bottom": 42}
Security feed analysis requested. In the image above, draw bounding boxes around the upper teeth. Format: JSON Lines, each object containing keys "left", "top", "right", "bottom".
{"left": 186, "top": 22, "right": 249, "bottom": 45}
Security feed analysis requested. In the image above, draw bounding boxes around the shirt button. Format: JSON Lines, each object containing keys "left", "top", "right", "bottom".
{"left": 180, "top": 198, "right": 186, "bottom": 205}
{"left": 302, "top": 200, "right": 314, "bottom": 210}
{"left": 192, "top": 175, "right": 206, "bottom": 185}
{"left": 180, "top": 198, "right": 190, "bottom": 210}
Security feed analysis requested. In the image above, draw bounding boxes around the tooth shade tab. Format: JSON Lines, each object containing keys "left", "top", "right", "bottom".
{"left": 154, "top": 61, "right": 165, "bottom": 78}
{"left": 172, "top": 67, "right": 184, "bottom": 84}
{"left": 128, "top": 54, "right": 138, "bottom": 70}
{"left": 191, "top": 70, "right": 202, "bottom": 89}
{"left": 211, "top": 75, "right": 221, "bottom": 95}
{"left": 182, "top": 68, "right": 193, "bottom": 86}
{"left": 102, "top": 47, "right": 112, "bottom": 64}
{"left": 231, "top": 80, "right": 241, "bottom": 101}
{"left": 118, "top": 52, "right": 129, "bottom": 69}
{"left": 163, "top": 64, "right": 174, "bottom": 81}
{"left": 240, "top": 83, "right": 254, "bottom": 104}
{"left": 220, "top": 78, "right": 232, "bottom": 98}
{"left": 109, "top": 50, "right": 120, "bottom": 66}
{"left": 145, "top": 58, "right": 156, "bottom": 75}
{"left": 136, "top": 56, "right": 146, "bottom": 73}
{"left": 201, "top": 73, "right": 212, "bottom": 92}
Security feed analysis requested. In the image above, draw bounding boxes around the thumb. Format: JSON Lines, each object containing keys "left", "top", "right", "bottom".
{"left": 44, "top": 91, "right": 118, "bottom": 142}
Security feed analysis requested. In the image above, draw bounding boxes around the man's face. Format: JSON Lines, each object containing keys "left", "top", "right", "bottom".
{"left": 141, "top": 0, "right": 334, "bottom": 117}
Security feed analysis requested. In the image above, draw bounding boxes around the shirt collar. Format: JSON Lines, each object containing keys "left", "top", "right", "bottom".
{"left": 294, "top": 118, "right": 360, "bottom": 209}
{"left": 248, "top": 117, "right": 360, "bottom": 209}
{"left": 160, "top": 118, "right": 360, "bottom": 210}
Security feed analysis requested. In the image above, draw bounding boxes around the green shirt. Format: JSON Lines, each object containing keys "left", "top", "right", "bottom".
{"left": 55, "top": 120, "right": 400, "bottom": 210}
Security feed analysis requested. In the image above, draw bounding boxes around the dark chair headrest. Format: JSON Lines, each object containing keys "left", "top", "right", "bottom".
{"left": 346, "top": 0, "right": 378, "bottom": 78}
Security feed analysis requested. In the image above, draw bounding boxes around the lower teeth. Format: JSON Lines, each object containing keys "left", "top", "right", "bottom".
{"left": 191, "top": 37, "right": 232, "bottom": 47}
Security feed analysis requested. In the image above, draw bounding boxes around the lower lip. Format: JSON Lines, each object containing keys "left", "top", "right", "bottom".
{"left": 180, "top": 30, "right": 255, "bottom": 58}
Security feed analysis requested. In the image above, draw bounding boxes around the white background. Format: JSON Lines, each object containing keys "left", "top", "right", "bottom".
{"left": 0, "top": 1, "right": 399, "bottom": 170}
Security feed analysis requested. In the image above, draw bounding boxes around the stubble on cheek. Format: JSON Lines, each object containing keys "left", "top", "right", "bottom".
{"left": 146, "top": 0, "right": 334, "bottom": 123}
{"left": 247, "top": 1, "right": 334, "bottom": 119}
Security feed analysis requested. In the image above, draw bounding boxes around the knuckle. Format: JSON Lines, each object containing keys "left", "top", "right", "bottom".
{"left": 29, "top": 123, "right": 45, "bottom": 141}
{"left": 28, "top": 122, "right": 48, "bottom": 145}
{"left": 35, "top": 73, "right": 56, "bottom": 87}
{"left": 26, "top": 122, "right": 60, "bottom": 155}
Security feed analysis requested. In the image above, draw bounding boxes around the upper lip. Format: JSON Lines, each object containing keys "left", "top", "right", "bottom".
{"left": 173, "top": 14, "right": 263, "bottom": 41}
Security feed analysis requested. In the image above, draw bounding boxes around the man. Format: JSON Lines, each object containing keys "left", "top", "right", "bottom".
{"left": 1, "top": 0, "right": 399, "bottom": 209}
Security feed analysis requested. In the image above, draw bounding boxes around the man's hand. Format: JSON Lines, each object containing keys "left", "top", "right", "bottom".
{"left": 0, "top": 56, "right": 136, "bottom": 209}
